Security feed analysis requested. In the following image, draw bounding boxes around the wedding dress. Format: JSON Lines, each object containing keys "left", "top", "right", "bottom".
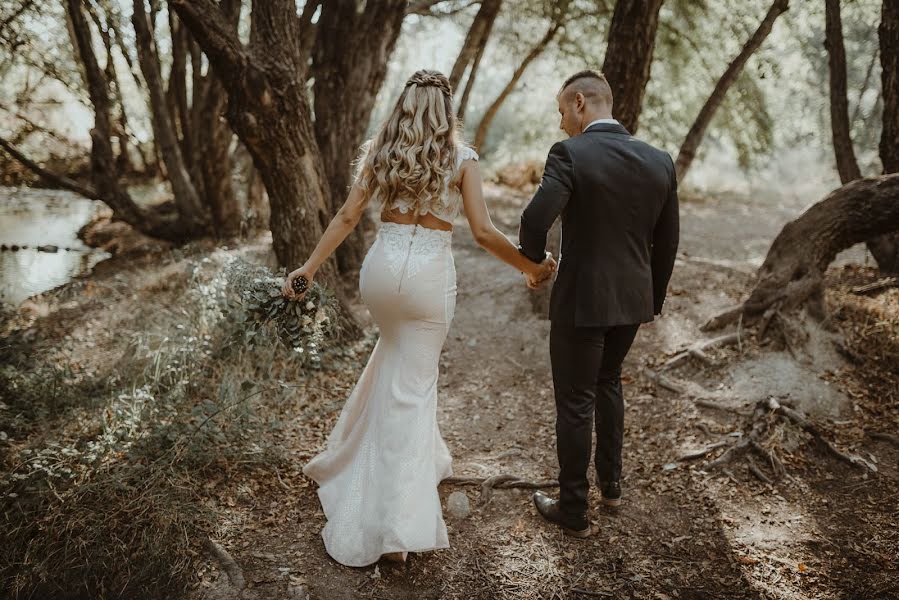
{"left": 302, "top": 144, "right": 479, "bottom": 567}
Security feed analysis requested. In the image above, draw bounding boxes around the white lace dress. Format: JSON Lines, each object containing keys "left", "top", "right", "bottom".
{"left": 302, "top": 144, "right": 479, "bottom": 567}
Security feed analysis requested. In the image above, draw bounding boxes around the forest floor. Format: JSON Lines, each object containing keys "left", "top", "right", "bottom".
{"left": 2, "top": 182, "right": 897, "bottom": 600}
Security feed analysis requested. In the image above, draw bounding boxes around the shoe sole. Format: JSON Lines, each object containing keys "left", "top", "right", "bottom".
{"left": 562, "top": 524, "right": 592, "bottom": 538}
{"left": 601, "top": 496, "right": 621, "bottom": 507}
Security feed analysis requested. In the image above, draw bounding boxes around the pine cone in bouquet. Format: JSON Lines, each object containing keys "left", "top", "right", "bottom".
{"left": 223, "top": 259, "right": 340, "bottom": 362}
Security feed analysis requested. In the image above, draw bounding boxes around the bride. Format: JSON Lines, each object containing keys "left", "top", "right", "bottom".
{"left": 281, "top": 69, "right": 556, "bottom": 567}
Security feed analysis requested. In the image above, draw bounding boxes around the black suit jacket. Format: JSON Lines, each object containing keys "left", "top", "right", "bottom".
{"left": 518, "top": 122, "right": 679, "bottom": 327}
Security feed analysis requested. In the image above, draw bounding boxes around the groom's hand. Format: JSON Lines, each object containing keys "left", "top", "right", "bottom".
{"left": 526, "top": 254, "right": 556, "bottom": 289}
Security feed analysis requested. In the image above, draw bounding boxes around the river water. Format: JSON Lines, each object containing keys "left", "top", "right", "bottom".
{"left": 0, "top": 187, "right": 110, "bottom": 307}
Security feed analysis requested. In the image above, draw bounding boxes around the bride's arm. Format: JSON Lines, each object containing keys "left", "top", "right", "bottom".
{"left": 459, "top": 158, "right": 555, "bottom": 282}
{"left": 282, "top": 183, "right": 370, "bottom": 300}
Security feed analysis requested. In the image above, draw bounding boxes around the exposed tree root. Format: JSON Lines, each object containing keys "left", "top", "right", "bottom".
{"left": 441, "top": 474, "right": 559, "bottom": 506}
{"left": 867, "top": 430, "right": 899, "bottom": 448}
{"left": 203, "top": 536, "right": 246, "bottom": 590}
{"left": 698, "top": 397, "right": 877, "bottom": 479}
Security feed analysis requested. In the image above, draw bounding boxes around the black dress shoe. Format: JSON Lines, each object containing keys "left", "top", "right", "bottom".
{"left": 532, "top": 491, "right": 591, "bottom": 538}
{"left": 599, "top": 480, "right": 621, "bottom": 506}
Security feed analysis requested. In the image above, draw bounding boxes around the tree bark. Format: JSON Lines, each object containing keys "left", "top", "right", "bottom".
{"left": 168, "top": 0, "right": 338, "bottom": 285}
{"left": 474, "top": 11, "right": 565, "bottom": 152}
{"left": 85, "top": 0, "right": 135, "bottom": 174}
{"left": 675, "top": 0, "right": 789, "bottom": 180}
{"left": 131, "top": 0, "right": 208, "bottom": 234}
{"left": 868, "top": 0, "right": 899, "bottom": 272}
{"left": 705, "top": 175, "right": 899, "bottom": 330}
{"left": 881, "top": 0, "right": 899, "bottom": 174}
{"left": 448, "top": 0, "right": 502, "bottom": 94}
{"left": 311, "top": 0, "right": 407, "bottom": 273}
{"left": 458, "top": 30, "right": 487, "bottom": 120}
{"left": 600, "top": 0, "right": 664, "bottom": 134}
{"left": 824, "top": 0, "right": 862, "bottom": 184}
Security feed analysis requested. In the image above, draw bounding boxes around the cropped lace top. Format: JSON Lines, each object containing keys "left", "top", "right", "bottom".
{"left": 386, "top": 144, "right": 479, "bottom": 223}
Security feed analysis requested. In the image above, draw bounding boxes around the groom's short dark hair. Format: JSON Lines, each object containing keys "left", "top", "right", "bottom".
{"left": 559, "top": 69, "right": 613, "bottom": 106}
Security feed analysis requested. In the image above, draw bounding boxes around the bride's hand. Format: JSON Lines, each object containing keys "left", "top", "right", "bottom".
{"left": 282, "top": 264, "right": 316, "bottom": 301}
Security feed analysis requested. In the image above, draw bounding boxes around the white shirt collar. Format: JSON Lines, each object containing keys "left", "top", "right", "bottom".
{"left": 583, "top": 118, "right": 619, "bottom": 132}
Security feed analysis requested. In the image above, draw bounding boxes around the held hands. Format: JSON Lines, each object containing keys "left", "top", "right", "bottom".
{"left": 282, "top": 264, "right": 315, "bottom": 301}
{"left": 526, "top": 251, "right": 557, "bottom": 289}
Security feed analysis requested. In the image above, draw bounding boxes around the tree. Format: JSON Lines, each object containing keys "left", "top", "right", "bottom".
{"left": 601, "top": 0, "right": 665, "bottom": 134}
{"left": 448, "top": 0, "right": 502, "bottom": 118}
{"left": 64, "top": 0, "right": 199, "bottom": 240}
{"left": 168, "top": 0, "right": 341, "bottom": 288}
{"left": 675, "top": 0, "right": 790, "bottom": 180}
{"left": 131, "top": 0, "right": 208, "bottom": 233}
{"left": 824, "top": 0, "right": 862, "bottom": 184}
{"left": 867, "top": 0, "right": 899, "bottom": 272}
{"left": 703, "top": 174, "right": 899, "bottom": 332}
{"left": 311, "top": 0, "right": 407, "bottom": 273}
{"left": 473, "top": 1, "right": 569, "bottom": 152}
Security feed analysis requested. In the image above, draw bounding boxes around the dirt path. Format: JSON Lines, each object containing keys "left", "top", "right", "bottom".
{"left": 188, "top": 185, "right": 897, "bottom": 600}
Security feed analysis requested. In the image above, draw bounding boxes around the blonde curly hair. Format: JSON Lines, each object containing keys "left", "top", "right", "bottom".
{"left": 353, "top": 69, "right": 468, "bottom": 215}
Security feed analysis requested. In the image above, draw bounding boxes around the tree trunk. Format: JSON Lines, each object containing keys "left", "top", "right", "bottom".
{"left": 458, "top": 31, "right": 487, "bottom": 120}
{"left": 881, "top": 0, "right": 899, "bottom": 174}
{"left": 474, "top": 13, "right": 565, "bottom": 152}
{"left": 824, "top": 0, "right": 862, "bottom": 184}
{"left": 868, "top": 0, "right": 899, "bottom": 272}
{"left": 600, "top": 0, "right": 664, "bottom": 134}
{"left": 168, "top": 0, "right": 338, "bottom": 284}
{"left": 311, "top": 0, "right": 407, "bottom": 273}
{"left": 705, "top": 175, "right": 899, "bottom": 331}
{"left": 131, "top": 0, "right": 208, "bottom": 234}
{"left": 449, "top": 0, "right": 502, "bottom": 94}
{"left": 85, "top": 0, "right": 135, "bottom": 175}
{"left": 167, "top": 9, "right": 193, "bottom": 169}
{"left": 675, "top": 0, "right": 789, "bottom": 180}
{"left": 66, "top": 0, "right": 187, "bottom": 239}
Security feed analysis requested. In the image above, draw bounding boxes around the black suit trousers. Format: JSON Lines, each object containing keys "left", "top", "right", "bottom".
{"left": 549, "top": 320, "right": 640, "bottom": 515}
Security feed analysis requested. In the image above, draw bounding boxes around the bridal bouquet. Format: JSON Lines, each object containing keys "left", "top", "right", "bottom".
{"left": 222, "top": 258, "right": 340, "bottom": 362}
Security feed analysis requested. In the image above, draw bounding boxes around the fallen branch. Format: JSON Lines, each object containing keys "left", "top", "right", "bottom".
{"left": 678, "top": 440, "right": 729, "bottom": 461}
{"left": 661, "top": 333, "right": 742, "bottom": 370}
{"left": 851, "top": 277, "right": 899, "bottom": 295}
{"left": 867, "top": 430, "right": 899, "bottom": 448}
{"left": 0, "top": 135, "right": 99, "bottom": 199}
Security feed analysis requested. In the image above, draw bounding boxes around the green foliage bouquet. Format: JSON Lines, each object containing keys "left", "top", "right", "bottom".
{"left": 222, "top": 257, "right": 340, "bottom": 363}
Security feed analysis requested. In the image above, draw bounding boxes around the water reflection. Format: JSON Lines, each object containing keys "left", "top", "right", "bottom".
{"left": 0, "top": 187, "right": 110, "bottom": 306}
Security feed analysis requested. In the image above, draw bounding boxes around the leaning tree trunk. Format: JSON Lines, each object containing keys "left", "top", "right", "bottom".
{"left": 704, "top": 174, "right": 899, "bottom": 331}
{"left": 449, "top": 0, "right": 502, "bottom": 94}
{"left": 132, "top": 0, "right": 208, "bottom": 234}
{"left": 600, "top": 0, "right": 664, "bottom": 134}
{"left": 824, "top": 0, "right": 862, "bottom": 184}
{"left": 474, "top": 12, "right": 565, "bottom": 152}
{"left": 169, "top": 0, "right": 339, "bottom": 287}
{"left": 458, "top": 31, "right": 488, "bottom": 120}
{"left": 868, "top": 0, "right": 899, "bottom": 272}
{"left": 675, "top": 0, "right": 789, "bottom": 180}
{"left": 311, "top": 0, "right": 407, "bottom": 274}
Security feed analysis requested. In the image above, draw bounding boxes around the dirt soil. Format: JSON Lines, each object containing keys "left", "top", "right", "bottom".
{"left": 6, "top": 182, "right": 898, "bottom": 600}
{"left": 188, "top": 183, "right": 898, "bottom": 600}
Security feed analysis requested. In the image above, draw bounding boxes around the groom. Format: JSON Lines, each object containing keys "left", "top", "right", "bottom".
{"left": 517, "top": 69, "right": 680, "bottom": 537}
